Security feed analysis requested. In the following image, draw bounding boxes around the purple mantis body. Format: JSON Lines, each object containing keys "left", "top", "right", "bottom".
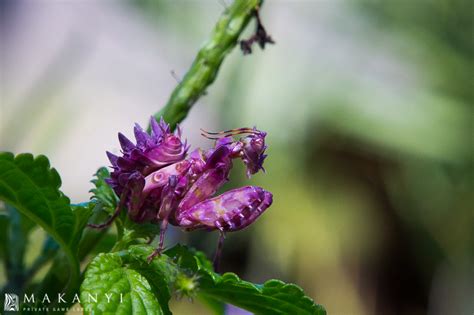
{"left": 89, "top": 117, "right": 272, "bottom": 266}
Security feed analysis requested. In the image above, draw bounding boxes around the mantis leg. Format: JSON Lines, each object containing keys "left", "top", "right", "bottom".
{"left": 177, "top": 144, "right": 235, "bottom": 211}
{"left": 147, "top": 176, "right": 178, "bottom": 262}
{"left": 88, "top": 189, "right": 129, "bottom": 229}
{"left": 213, "top": 231, "right": 226, "bottom": 272}
{"left": 178, "top": 167, "right": 227, "bottom": 210}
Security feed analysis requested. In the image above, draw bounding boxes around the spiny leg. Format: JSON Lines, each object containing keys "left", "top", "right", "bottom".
{"left": 176, "top": 143, "right": 237, "bottom": 221}
{"left": 157, "top": 218, "right": 169, "bottom": 255}
{"left": 147, "top": 218, "right": 170, "bottom": 263}
{"left": 178, "top": 168, "right": 227, "bottom": 212}
{"left": 147, "top": 176, "right": 178, "bottom": 263}
{"left": 213, "top": 231, "right": 226, "bottom": 272}
{"left": 88, "top": 189, "right": 129, "bottom": 229}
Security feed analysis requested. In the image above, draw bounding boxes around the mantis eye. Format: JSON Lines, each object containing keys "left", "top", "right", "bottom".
{"left": 251, "top": 137, "right": 264, "bottom": 151}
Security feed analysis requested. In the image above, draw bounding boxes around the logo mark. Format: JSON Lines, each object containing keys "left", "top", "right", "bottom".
{"left": 4, "top": 293, "right": 19, "bottom": 311}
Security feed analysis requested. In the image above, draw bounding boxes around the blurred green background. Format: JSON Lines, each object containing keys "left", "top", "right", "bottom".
{"left": 1, "top": 1, "right": 472, "bottom": 314}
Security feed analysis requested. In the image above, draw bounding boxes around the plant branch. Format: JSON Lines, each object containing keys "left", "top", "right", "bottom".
{"left": 152, "top": 0, "right": 264, "bottom": 130}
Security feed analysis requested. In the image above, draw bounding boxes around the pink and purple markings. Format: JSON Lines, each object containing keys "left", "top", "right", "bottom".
{"left": 90, "top": 117, "right": 272, "bottom": 268}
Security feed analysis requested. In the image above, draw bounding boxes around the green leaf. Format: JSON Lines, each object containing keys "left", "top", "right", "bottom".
{"left": 124, "top": 246, "right": 175, "bottom": 315}
{"left": 86, "top": 167, "right": 132, "bottom": 248}
{"left": 0, "top": 152, "right": 80, "bottom": 295}
{"left": 81, "top": 245, "right": 203, "bottom": 315}
{"left": 112, "top": 220, "right": 160, "bottom": 252}
{"left": 90, "top": 167, "right": 118, "bottom": 214}
{"left": 81, "top": 252, "right": 164, "bottom": 315}
{"left": 166, "top": 245, "right": 326, "bottom": 315}
{"left": 56, "top": 169, "right": 115, "bottom": 263}
{"left": 77, "top": 202, "right": 115, "bottom": 261}
{"left": 200, "top": 275, "right": 326, "bottom": 315}
{"left": 88, "top": 167, "right": 160, "bottom": 251}
{"left": 0, "top": 153, "right": 75, "bottom": 246}
{"left": 82, "top": 245, "right": 325, "bottom": 315}
{"left": 71, "top": 202, "right": 95, "bottom": 248}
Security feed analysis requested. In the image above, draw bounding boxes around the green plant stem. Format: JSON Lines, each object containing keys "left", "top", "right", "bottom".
{"left": 152, "top": 0, "right": 263, "bottom": 130}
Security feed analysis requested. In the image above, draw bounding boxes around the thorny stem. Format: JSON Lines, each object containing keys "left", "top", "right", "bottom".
{"left": 151, "top": 0, "right": 265, "bottom": 130}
